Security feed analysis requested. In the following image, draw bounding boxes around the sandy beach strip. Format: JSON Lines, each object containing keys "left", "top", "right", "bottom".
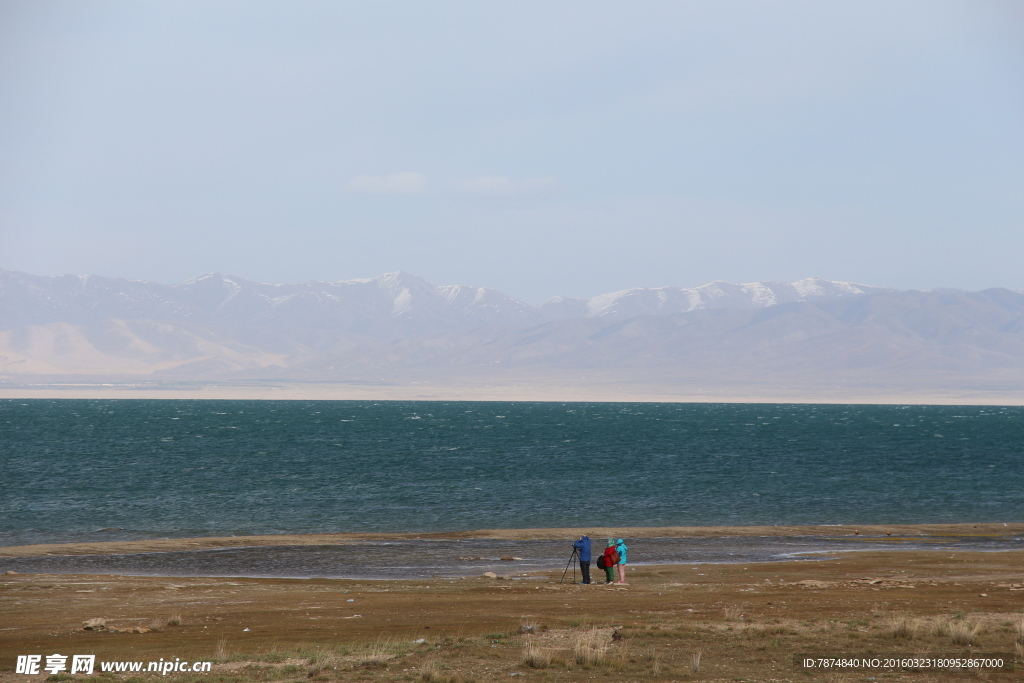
{"left": 3, "top": 522, "right": 1021, "bottom": 558}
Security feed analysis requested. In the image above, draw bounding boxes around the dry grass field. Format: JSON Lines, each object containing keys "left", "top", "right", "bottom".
{"left": 2, "top": 549, "right": 1023, "bottom": 682}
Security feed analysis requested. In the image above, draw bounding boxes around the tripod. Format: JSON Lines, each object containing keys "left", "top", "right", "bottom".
{"left": 560, "top": 546, "right": 579, "bottom": 584}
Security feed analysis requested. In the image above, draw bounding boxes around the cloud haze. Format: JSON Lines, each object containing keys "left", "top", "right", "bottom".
{"left": 458, "top": 176, "right": 558, "bottom": 197}
{"left": 0, "top": 1, "right": 1021, "bottom": 302}
{"left": 350, "top": 172, "right": 426, "bottom": 195}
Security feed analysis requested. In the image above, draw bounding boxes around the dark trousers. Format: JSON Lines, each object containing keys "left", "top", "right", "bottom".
{"left": 579, "top": 561, "right": 591, "bottom": 584}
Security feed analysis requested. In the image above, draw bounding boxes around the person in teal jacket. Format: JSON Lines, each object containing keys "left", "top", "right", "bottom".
{"left": 615, "top": 538, "right": 628, "bottom": 584}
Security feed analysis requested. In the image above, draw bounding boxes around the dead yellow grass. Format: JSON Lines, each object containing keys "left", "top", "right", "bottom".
{"left": 348, "top": 637, "right": 406, "bottom": 666}
{"left": 947, "top": 619, "right": 982, "bottom": 646}
{"left": 571, "top": 628, "right": 609, "bottom": 665}
{"left": 887, "top": 612, "right": 919, "bottom": 639}
{"left": 420, "top": 659, "right": 442, "bottom": 682}
{"left": 521, "top": 642, "right": 552, "bottom": 669}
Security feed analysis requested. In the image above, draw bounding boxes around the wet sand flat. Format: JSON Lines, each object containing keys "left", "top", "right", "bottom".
{"left": 3, "top": 523, "right": 1023, "bottom": 559}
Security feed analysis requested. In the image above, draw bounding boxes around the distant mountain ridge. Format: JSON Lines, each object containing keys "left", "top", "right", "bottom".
{"left": 0, "top": 269, "right": 887, "bottom": 333}
{"left": 0, "top": 270, "right": 538, "bottom": 334}
{"left": 1, "top": 269, "right": 1021, "bottom": 400}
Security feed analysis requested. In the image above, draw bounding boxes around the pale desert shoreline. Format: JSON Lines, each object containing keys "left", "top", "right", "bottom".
{"left": 2, "top": 380, "right": 1023, "bottom": 405}
{"left": 3, "top": 523, "right": 1022, "bottom": 559}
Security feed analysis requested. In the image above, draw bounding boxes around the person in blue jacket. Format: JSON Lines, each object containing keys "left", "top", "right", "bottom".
{"left": 615, "top": 538, "right": 628, "bottom": 584}
{"left": 572, "top": 535, "right": 592, "bottom": 584}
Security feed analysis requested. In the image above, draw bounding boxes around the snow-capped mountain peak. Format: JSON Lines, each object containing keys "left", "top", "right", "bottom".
{"left": 537, "top": 277, "right": 891, "bottom": 321}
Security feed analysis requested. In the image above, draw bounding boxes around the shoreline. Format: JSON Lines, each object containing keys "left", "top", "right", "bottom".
{"left": 3, "top": 522, "right": 1022, "bottom": 559}
{"left": 3, "top": 381, "right": 1024, "bottom": 405}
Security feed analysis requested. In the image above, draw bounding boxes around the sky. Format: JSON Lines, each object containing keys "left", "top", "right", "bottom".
{"left": 1, "top": 1, "right": 1022, "bottom": 303}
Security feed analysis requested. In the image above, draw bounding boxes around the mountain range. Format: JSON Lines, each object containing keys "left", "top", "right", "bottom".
{"left": 1, "top": 269, "right": 1021, "bottom": 402}
{"left": 0, "top": 270, "right": 887, "bottom": 331}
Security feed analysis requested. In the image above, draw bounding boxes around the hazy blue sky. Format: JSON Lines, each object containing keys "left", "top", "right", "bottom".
{"left": 1, "top": 1, "right": 1021, "bottom": 302}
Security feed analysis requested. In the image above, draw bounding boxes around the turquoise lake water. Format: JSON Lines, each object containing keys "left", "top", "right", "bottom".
{"left": 2, "top": 400, "right": 1022, "bottom": 550}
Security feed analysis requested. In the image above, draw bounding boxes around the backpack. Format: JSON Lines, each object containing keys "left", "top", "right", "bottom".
{"left": 596, "top": 555, "right": 607, "bottom": 570}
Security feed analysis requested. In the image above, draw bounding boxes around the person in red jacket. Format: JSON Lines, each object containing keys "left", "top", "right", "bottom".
{"left": 600, "top": 538, "right": 618, "bottom": 583}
